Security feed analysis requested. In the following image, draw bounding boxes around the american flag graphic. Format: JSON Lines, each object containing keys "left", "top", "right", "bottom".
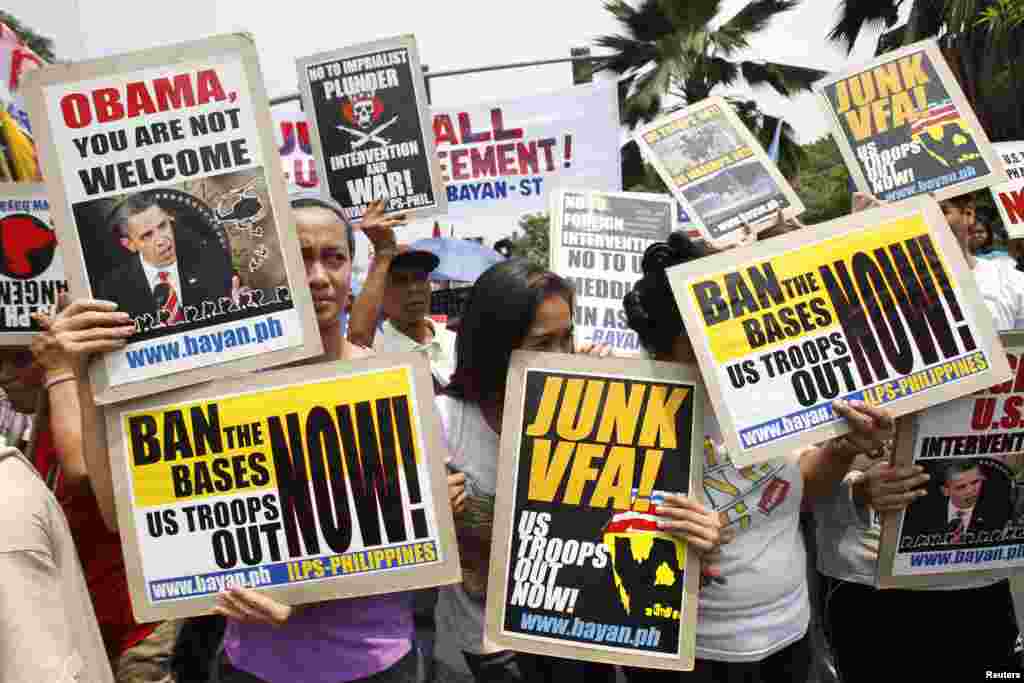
{"left": 911, "top": 100, "right": 960, "bottom": 136}
{"left": 604, "top": 489, "right": 676, "bottom": 534}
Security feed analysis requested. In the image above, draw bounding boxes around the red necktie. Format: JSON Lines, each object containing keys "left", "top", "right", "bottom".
{"left": 158, "top": 271, "right": 184, "bottom": 323}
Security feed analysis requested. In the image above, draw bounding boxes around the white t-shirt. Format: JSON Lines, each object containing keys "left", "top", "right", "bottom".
{"left": 973, "top": 256, "right": 1024, "bottom": 330}
{"left": 374, "top": 319, "right": 456, "bottom": 387}
{"left": 435, "top": 394, "right": 809, "bottom": 662}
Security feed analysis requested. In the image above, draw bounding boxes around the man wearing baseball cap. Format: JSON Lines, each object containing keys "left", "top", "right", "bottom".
{"left": 373, "top": 246, "right": 456, "bottom": 389}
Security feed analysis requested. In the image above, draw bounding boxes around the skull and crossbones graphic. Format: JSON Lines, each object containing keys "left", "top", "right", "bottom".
{"left": 339, "top": 91, "right": 398, "bottom": 149}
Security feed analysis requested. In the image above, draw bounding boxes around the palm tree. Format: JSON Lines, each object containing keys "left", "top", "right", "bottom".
{"left": 596, "top": 0, "right": 826, "bottom": 184}
{"left": 828, "top": 1, "right": 1024, "bottom": 141}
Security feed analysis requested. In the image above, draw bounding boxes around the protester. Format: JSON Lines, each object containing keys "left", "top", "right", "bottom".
{"left": 344, "top": 201, "right": 407, "bottom": 349}
{"left": 0, "top": 303, "right": 182, "bottom": 682}
{"left": 208, "top": 192, "right": 466, "bottom": 683}
{"left": 815, "top": 192, "right": 1024, "bottom": 680}
{"left": 435, "top": 258, "right": 616, "bottom": 682}
{"left": 616, "top": 229, "right": 894, "bottom": 683}
{"left": 0, "top": 398, "right": 114, "bottom": 681}
{"left": 373, "top": 246, "right": 456, "bottom": 389}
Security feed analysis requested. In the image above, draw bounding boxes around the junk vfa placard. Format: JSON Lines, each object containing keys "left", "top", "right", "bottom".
{"left": 485, "top": 351, "right": 703, "bottom": 671}
{"left": 105, "top": 353, "right": 460, "bottom": 621}
{"left": 298, "top": 35, "right": 445, "bottom": 222}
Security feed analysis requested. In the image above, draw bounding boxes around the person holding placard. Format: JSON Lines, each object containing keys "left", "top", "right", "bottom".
{"left": 617, "top": 230, "right": 894, "bottom": 682}
{"left": 205, "top": 192, "right": 465, "bottom": 683}
{"left": 1, "top": 308, "right": 181, "bottom": 682}
{"left": 814, "top": 192, "right": 1024, "bottom": 680}
{"left": 435, "top": 258, "right": 617, "bottom": 682}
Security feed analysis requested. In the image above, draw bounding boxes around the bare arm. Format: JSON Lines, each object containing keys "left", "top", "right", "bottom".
{"left": 346, "top": 200, "right": 405, "bottom": 348}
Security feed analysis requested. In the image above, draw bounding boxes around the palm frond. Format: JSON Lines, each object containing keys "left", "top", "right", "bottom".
{"left": 827, "top": 0, "right": 903, "bottom": 53}
{"left": 594, "top": 34, "right": 660, "bottom": 74}
{"left": 721, "top": 0, "right": 800, "bottom": 36}
{"left": 657, "top": 0, "right": 725, "bottom": 36}
{"left": 740, "top": 60, "right": 827, "bottom": 96}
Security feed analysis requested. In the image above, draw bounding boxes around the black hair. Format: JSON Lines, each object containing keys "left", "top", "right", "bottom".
{"left": 623, "top": 231, "right": 703, "bottom": 357}
{"left": 290, "top": 197, "right": 356, "bottom": 257}
{"left": 446, "top": 258, "right": 574, "bottom": 403}
{"left": 109, "top": 192, "right": 162, "bottom": 240}
{"left": 945, "top": 192, "right": 976, "bottom": 210}
{"left": 943, "top": 459, "right": 982, "bottom": 484}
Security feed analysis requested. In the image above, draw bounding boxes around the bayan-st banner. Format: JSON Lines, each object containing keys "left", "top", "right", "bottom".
{"left": 297, "top": 35, "right": 444, "bottom": 222}
{"left": 879, "top": 332, "right": 1024, "bottom": 587}
{"left": 549, "top": 190, "right": 674, "bottom": 355}
{"left": 815, "top": 40, "right": 1006, "bottom": 204}
{"left": 485, "top": 351, "right": 703, "bottom": 670}
{"left": 24, "top": 34, "right": 321, "bottom": 404}
{"left": 0, "top": 182, "right": 66, "bottom": 345}
{"left": 666, "top": 197, "right": 1010, "bottom": 467}
{"left": 634, "top": 97, "right": 803, "bottom": 249}
{"left": 433, "top": 82, "right": 621, "bottom": 219}
{"left": 105, "top": 353, "right": 460, "bottom": 622}
{"left": 991, "top": 142, "right": 1024, "bottom": 240}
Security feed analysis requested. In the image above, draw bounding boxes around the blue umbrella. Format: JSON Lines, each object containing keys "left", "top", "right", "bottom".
{"left": 410, "top": 238, "right": 506, "bottom": 283}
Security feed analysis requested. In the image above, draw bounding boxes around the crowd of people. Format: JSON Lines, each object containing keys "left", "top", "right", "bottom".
{"left": 2, "top": 183, "right": 1023, "bottom": 683}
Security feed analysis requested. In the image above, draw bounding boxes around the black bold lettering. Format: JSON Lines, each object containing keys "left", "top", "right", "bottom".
{"left": 129, "top": 415, "right": 161, "bottom": 466}
{"left": 305, "top": 406, "right": 353, "bottom": 553}
{"left": 853, "top": 252, "right": 913, "bottom": 375}
{"left": 268, "top": 413, "right": 320, "bottom": 557}
{"left": 819, "top": 261, "right": 888, "bottom": 384}
{"left": 693, "top": 281, "right": 729, "bottom": 325}
{"left": 190, "top": 404, "right": 223, "bottom": 456}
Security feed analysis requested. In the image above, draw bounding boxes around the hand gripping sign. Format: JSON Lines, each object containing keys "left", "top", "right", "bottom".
{"left": 665, "top": 196, "right": 1010, "bottom": 467}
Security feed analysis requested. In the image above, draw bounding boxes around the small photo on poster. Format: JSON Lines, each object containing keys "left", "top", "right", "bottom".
{"left": 71, "top": 168, "right": 291, "bottom": 343}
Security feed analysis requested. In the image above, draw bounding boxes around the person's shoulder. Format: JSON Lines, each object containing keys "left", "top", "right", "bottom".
{"left": 97, "top": 257, "right": 138, "bottom": 290}
{"left": 0, "top": 450, "right": 53, "bottom": 552}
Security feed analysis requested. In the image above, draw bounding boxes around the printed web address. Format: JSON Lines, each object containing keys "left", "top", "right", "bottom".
{"left": 125, "top": 316, "right": 283, "bottom": 369}
{"left": 519, "top": 612, "right": 662, "bottom": 649}
{"left": 909, "top": 544, "right": 1024, "bottom": 568}
{"left": 151, "top": 567, "right": 272, "bottom": 600}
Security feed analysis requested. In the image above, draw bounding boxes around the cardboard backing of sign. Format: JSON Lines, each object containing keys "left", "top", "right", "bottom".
{"left": 484, "top": 351, "right": 703, "bottom": 670}
{"left": 815, "top": 39, "right": 1006, "bottom": 204}
{"left": 0, "top": 182, "right": 66, "bottom": 346}
{"left": 878, "top": 331, "right": 1024, "bottom": 588}
{"left": 104, "top": 352, "right": 460, "bottom": 622}
{"left": 634, "top": 96, "right": 803, "bottom": 250}
{"left": 991, "top": 142, "right": 1024, "bottom": 240}
{"left": 23, "top": 33, "right": 322, "bottom": 404}
{"left": 296, "top": 35, "right": 445, "bottom": 223}
{"left": 666, "top": 196, "right": 1011, "bottom": 467}
{"left": 548, "top": 189, "right": 675, "bottom": 357}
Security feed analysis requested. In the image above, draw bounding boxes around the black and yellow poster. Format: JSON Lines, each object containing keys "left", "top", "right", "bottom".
{"left": 485, "top": 352, "right": 703, "bottom": 671}
{"left": 816, "top": 39, "right": 1005, "bottom": 203}
{"left": 105, "top": 353, "right": 460, "bottom": 622}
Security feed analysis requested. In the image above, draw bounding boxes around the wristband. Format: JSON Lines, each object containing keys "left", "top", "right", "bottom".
{"left": 44, "top": 372, "right": 77, "bottom": 390}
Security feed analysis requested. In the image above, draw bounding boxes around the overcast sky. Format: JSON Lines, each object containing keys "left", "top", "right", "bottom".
{"left": 16, "top": 0, "right": 907, "bottom": 143}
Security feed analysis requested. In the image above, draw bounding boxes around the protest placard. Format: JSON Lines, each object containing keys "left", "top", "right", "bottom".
{"left": 104, "top": 352, "right": 460, "bottom": 622}
{"left": 815, "top": 39, "right": 1006, "bottom": 204}
{"left": 271, "top": 101, "right": 318, "bottom": 192}
{"left": 666, "top": 196, "right": 1010, "bottom": 467}
{"left": 634, "top": 97, "right": 803, "bottom": 249}
{"left": 485, "top": 351, "right": 702, "bottom": 670}
{"left": 297, "top": 35, "right": 444, "bottom": 223}
{"left": 23, "top": 34, "right": 321, "bottom": 404}
{"left": 549, "top": 189, "right": 674, "bottom": 355}
{"left": 878, "top": 331, "right": 1024, "bottom": 587}
{"left": 991, "top": 142, "right": 1024, "bottom": 240}
{"left": 0, "top": 182, "right": 66, "bottom": 345}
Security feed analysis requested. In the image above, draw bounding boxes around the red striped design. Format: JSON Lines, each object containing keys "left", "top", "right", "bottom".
{"left": 911, "top": 104, "right": 959, "bottom": 134}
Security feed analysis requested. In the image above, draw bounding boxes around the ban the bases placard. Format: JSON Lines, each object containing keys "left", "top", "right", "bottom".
{"left": 879, "top": 332, "right": 1024, "bottom": 587}
{"left": 815, "top": 40, "right": 1006, "bottom": 203}
{"left": 23, "top": 34, "right": 321, "bottom": 403}
{"left": 297, "top": 35, "right": 445, "bottom": 222}
{"left": 549, "top": 189, "right": 675, "bottom": 356}
{"left": 0, "top": 182, "right": 67, "bottom": 345}
{"left": 485, "top": 351, "right": 703, "bottom": 671}
{"left": 666, "top": 196, "right": 1010, "bottom": 466}
{"left": 105, "top": 353, "right": 460, "bottom": 622}
{"left": 634, "top": 97, "right": 803, "bottom": 249}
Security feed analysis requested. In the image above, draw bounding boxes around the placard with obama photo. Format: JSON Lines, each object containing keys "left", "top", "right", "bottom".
{"left": 104, "top": 352, "right": 461, "bottom": 622}
{"left": 23, "top": 34, "right": 321, "bottom": 403}
{"left": 0, "top": 182, "right": 67, "bottom": 346}
{"left": 484, "top": 351, "right": 702, "bottom": 670}
{"left": 665, "top": 196, "right": 1010, "bottom": 467}
{"left": 878, "top": 332, "right": 1024, "bottom": 587}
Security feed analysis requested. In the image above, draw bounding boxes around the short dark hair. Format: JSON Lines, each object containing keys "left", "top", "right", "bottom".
{"left": 943, "top": 460, "right": 981, "bottom": 485}
{"left": 623, "top": 232, "right": 703, "bottom": 356}
{"left": 446, "top": 259, "right": 574, "bottom": 403}
{"left": 109, "top": 192, "right": 162, "bottom": 241}
{"left": 290, "top": 197, "right": 356, "bottom": 258}
{"left": 944, "top": 193, "right": 976, "bottom": 210}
